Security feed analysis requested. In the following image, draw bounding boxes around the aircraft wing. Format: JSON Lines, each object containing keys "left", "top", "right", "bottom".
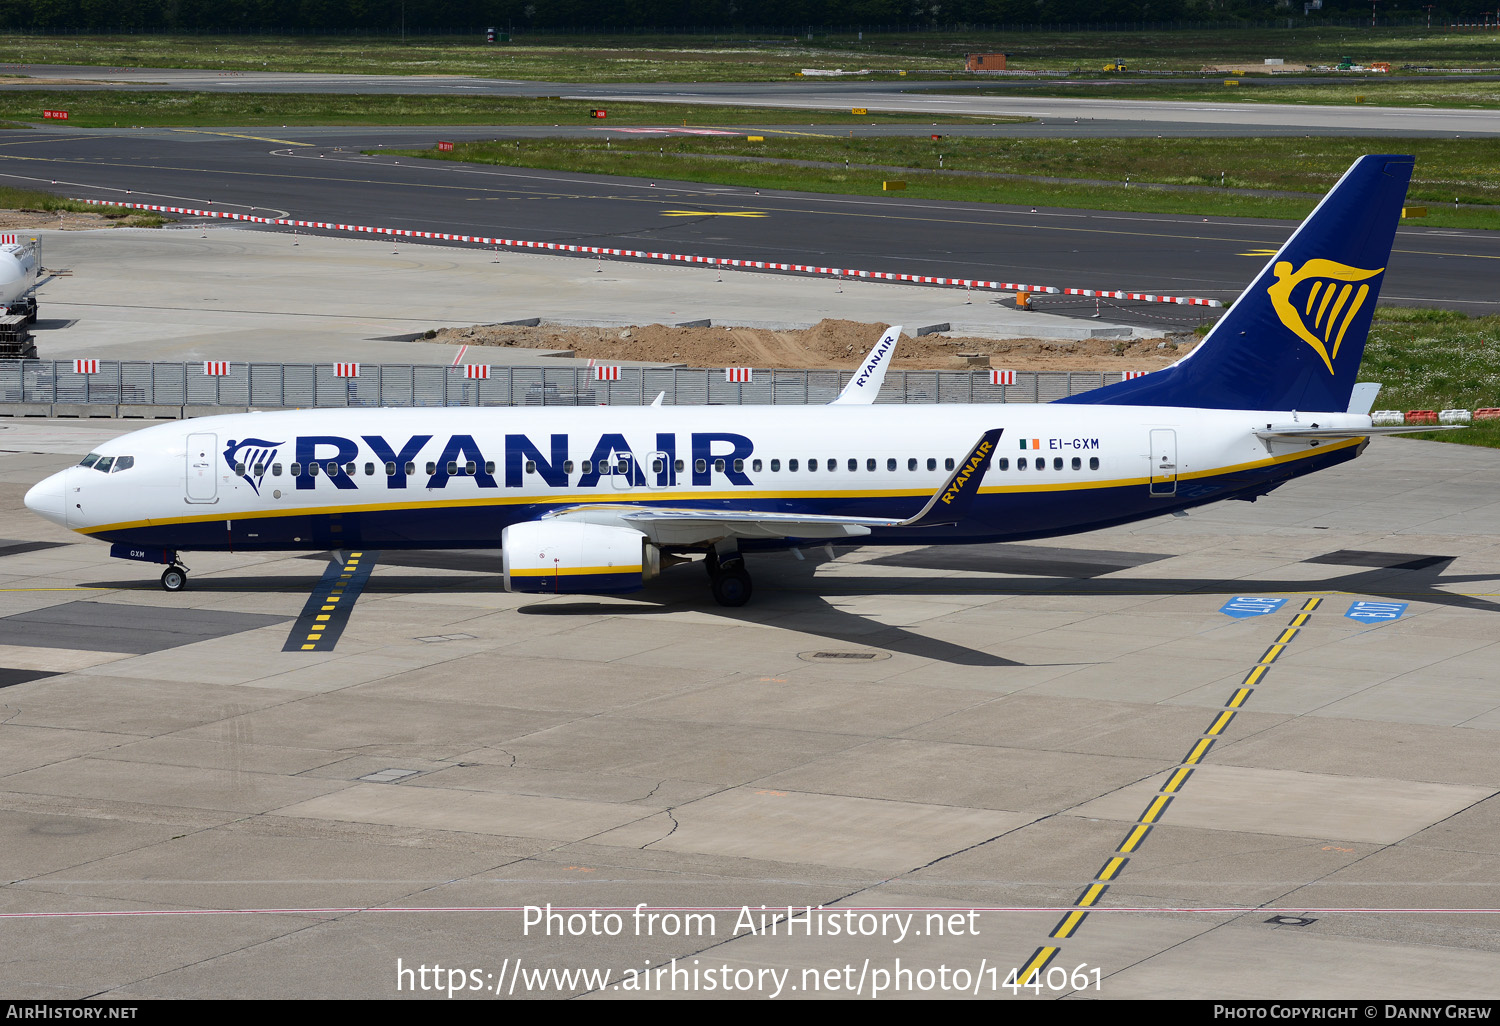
{"left": 544, "top": 428, "right": 1003, "bottom": 546}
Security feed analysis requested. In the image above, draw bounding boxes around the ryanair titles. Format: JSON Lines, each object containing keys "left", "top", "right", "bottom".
{"left": 249, "top": 432, "right": 756, "bottom": 491}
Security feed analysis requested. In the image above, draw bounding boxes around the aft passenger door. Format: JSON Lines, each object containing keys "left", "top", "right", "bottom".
{"left": 1149, "top": 429, "right": 1177, "bottom": 497}
{"left": 185, "top": 432, "right": 218, "bottom": 503}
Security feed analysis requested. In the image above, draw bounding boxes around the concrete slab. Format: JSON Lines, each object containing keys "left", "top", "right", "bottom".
{"left": 1067, "top": 764, "right": 1496, "bottom": 845}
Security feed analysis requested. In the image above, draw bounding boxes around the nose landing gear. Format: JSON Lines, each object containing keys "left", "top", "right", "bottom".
{"left": 160, "top": 563, "right": 189, "bottom": 592}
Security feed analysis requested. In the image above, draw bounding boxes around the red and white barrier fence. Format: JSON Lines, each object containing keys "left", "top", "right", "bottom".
{"left": 76, "top": 198, "right": 1224, "bottom": 306}
{"left": 203, "top": 361, "right": 231, "bottom": 376}
{"left": 725, "top": 367, "right": 752, "bottom": 382}
{"left": 1062, "top": 288, "right": 1222, "bottom": 308}
{"left": 333, "top": 363, "right": 359, "bottom": 378}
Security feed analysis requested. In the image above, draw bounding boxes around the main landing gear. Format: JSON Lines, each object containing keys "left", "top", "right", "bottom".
{"left": 704, "top": 543, "right": 752, "bottom": 608}
{"left": 160, "top": 563, "right": 189, "bottom": 592}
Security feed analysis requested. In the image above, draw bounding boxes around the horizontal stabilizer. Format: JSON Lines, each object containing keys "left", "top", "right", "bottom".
{"left": 1256, "top": 424, "right": 1462, "bottom": 441}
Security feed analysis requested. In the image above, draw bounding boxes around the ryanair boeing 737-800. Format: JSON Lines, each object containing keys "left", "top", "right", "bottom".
{"left": 25, "top": 155, "right": 1426, "bottom": 606}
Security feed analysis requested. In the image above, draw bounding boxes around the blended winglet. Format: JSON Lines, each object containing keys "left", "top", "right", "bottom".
{"left": 830, "top": 325, "right": 902, "bottom": 405}
{"left": 898, "top": 428, "right": 1004, "bottom": 529}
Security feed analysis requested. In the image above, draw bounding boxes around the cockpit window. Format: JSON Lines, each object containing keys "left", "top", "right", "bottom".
{"left": 79, "top": 453, "right": 100, "bottom": 468}
{"left": 111, "top": 456, "right": 135, "bottom": 472}
{"left": 93, "top": 456, "right": 114, "bottom": 473}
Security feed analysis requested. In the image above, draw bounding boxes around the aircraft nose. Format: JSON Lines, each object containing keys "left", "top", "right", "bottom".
{"left": 23, "top": 470, "right": 69, "bottom": 527}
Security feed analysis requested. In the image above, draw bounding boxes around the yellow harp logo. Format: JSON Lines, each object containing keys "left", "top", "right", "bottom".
{"left": 1266, "top": 259, "right": 1384, "bottom": 374}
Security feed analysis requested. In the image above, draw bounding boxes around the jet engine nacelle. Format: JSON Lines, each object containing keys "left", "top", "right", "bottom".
{"left": 501, "top": 520, "right": 657, "bottom": 595}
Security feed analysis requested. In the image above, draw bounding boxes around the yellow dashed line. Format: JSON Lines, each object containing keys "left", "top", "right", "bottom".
{"left": 1050, "top": 910, "right": 1087, "bottom": 939}
{"left": 1013, "top": 596, "right": 1327, "bottom": 977}
{"left": 1076, "top": 883, "right": 1108, "bottom": 907}
{"left": 1161, "top": 767, "right": 1194, "bottom": 793}
{"left": 1017, "top": 946, "right": 1058, "bottom": 983}
{"left": 1184, "top": 737, "right": 1216, "bottom": 764}
{"left": 1140, "top": 794, "right": 1173, "bottom": 824}
{"left": 1117, "top": 825, "right": 1152, "bottom": 853}
{"left": 1096, "top": 856, "right": 1128, "bottom": 881}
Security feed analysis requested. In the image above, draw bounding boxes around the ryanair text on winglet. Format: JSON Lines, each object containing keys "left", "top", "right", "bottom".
{"left": 941, "top": 439, "right": 995, "bottom": 505}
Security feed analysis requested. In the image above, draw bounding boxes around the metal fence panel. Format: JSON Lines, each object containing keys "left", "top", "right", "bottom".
{"left": 0, "top": 360, "right": 1131, "bottom": 409}
{"left": 283, "top": 365, "right": 316, "bottom": 407}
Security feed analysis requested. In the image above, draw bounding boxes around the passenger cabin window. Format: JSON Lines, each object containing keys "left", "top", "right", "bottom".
{"left": 272, "top": 463, "right": 283, "bottom": 476}
{"left": 1054, "top": 457, "right": 1063, "bottom": 470}
{"left": 789, "top": 459, "right": 799, "bottom": 472}
{"left": 733, "top": 459, "right": 744, "bottom": 473}
{"left": 1036, "top": 459, "right": 1045, "bottom": 472}
{"left": 308, "top": 463, "right": 320, "bottom": 477}
{"left": 908, "top": 458, "right": 917, "bottom": 471}
{"left": 1018, "top": 458, "right": 1027, "bottom": 470}
{"left": 826, "top": 458, "right": 836, "bottom": 472}
{"left": 252, "top": 462, "right": 265, "bottom": 477}
{"left": 866, "top": 458, "right": 876, "bottom": 472}
{"left": 365, "top": 462, "right": 375, "bottom": 476}
{"left": 343, "top": 463, "right": 355, "bottom": 476}
{"left": 771, "top": 459, "right": 781, "bottom": 472}
{"left": 405, "top": 462, "right": 415, "bottom": 475}
{"left": 233, "top": 462, "right": 246, "bottom": 476}
{"left": 674, "top": 459, "right": 684, "bottom": 473}
{"left": 713, "top": 459, "right": 725, "bottom": 473}
{"left": 525, "top": 461, "right": 536, "bottom": 474}
{"left": 926, "top": 458, "right": 936, "bottom": 471}
{"left": 1071, "top": 457, "right": 1081, "bottom": 471}
{"left": 751, "top": 459, "right": 762, "bottom": 472}
{"left": 887, "top": 458, "right": 896, "bottom": 471}
{"left": 695, "top": 459, "right": 707, "bottom": 473}
{"left": 1089, "top": 457, "right": 1100, "bottom": 471}
{"left": 385, "top": 462, "right": 397, "bottom": 476}
{"left": 998, "top": 458, "right": 1009, "bottom": 471}
{"left": 290, "top": 463, "right": 302, "bottom": 476}
{"left": 851, "top": 458, "right": 860, "bottom": 472}
{"left": 808, "top": 459, "right": 818, "bottom": 472}
{"left": 945, "top": 458, "right": 955, "bottom": 471}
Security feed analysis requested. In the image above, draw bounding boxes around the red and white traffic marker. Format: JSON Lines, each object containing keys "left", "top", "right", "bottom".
{"left": 725, "top": 367, "right": 752, "bottom": 382}
{"left": 594, "top": 365, "right": 621, "bottom": 381}
{"left": 1122, "top": 370, "right": 1149, "bottom": 380}
{"left": 203, "top": 361, "right": 231, "bottom": 376}
{"left": 333, "top": 363, "right": 360, "bottom": 377}
{"left": 463, "top": 364, "right": 490, "bottom": 380}
{"left": 991, "top": 369, "right": 1016, "bottom": 385}
{"left": 73, "top": 359, "right": 98, "bottom": 374}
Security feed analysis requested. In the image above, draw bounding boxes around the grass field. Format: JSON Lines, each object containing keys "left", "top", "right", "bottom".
{"left": 0, "top": 27, "right": 1498, "bottom": 80}
{"left": 0, "top": 91, "right": 1015, "bottom": 129}
{"left": 1361, "top": 307, "right": 1500, "bottom": 447}
{"left": 388, "top": 135, "right": 1500, "bottom": 229}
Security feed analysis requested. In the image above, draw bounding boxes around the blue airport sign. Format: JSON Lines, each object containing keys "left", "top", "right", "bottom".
{"left": 1220, "top": 596, "right": 1288, "bottom": 619}
{"left": 1345, "top": 601, "right": 1408, "bottom": 622}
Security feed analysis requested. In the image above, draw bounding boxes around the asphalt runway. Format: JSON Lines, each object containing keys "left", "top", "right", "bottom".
{"left": 4, "top": 125, "right": 1500, "bottom": 327}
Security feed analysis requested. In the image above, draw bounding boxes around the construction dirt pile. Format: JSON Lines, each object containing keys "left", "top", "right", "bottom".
{"left": 433, "top": 318, "right": 1200, "bottom": 372}
{"left": 0, "top": 209, "right": 138, "bottom": 230}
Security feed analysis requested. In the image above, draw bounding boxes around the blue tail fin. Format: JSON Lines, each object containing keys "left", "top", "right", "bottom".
{"left": 1059, "top": 154, "right": 1414, "bottom": 412}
